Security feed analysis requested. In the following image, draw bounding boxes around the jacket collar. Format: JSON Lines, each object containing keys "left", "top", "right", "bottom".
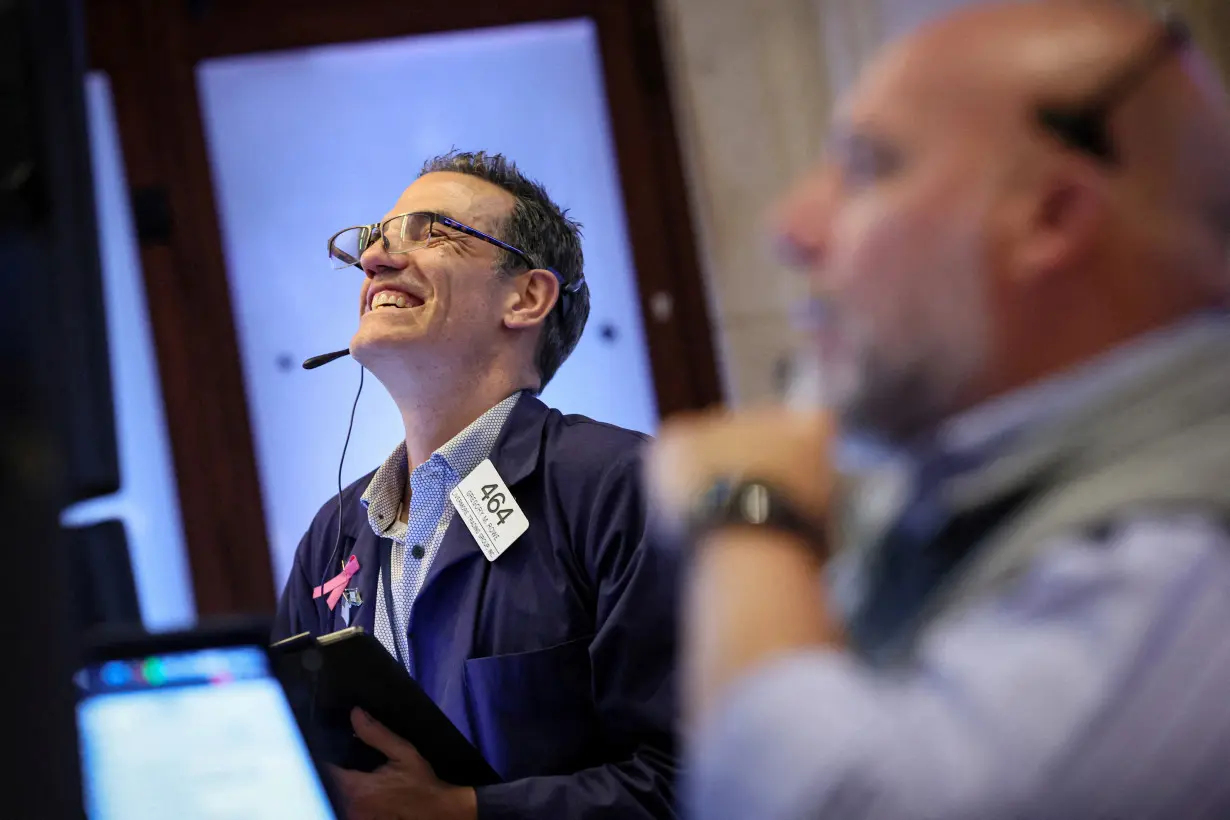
{"left": 486, "top": 393, "right": 550, "bottom": 488}
{"left": 415, "top": 394, "right": 551, "bottom": 591}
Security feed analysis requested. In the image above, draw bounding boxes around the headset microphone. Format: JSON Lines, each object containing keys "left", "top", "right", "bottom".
{"left": 302, "top": 349, "right": 351, "bottom": 370}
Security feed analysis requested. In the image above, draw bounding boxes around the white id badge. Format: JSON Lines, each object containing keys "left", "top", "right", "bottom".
{"left": 450, "top": 459, "right": 530, "bottom": 561}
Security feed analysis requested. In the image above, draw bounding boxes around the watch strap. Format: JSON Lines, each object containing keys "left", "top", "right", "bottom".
{"left": 688, "top": 478, "right": 828, "bottom": 556}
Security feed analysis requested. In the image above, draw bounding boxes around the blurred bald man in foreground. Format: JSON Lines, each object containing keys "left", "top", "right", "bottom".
{"left": 647, "top": 2, "right": 1230, "bottom": 818}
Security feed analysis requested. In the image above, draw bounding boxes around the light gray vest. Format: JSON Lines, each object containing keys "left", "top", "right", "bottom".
{"left": 843, "top": 324, "right": 1230, "bottom": 665}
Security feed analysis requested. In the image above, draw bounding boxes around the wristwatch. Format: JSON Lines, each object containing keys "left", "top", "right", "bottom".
{"left": 687, "top": 477, "right": 829, "bottom": 558}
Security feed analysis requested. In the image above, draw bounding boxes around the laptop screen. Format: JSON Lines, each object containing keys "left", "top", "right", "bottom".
{"left": 76, "top": 643, "right": 337, "bottom": 820}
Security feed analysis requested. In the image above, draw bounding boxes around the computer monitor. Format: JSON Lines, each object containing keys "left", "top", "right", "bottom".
{"left": 76, "top": 628, "right": 340, "bottom": 820}
{"left": 2, "top": 0, "right": 121, "bottom": 814}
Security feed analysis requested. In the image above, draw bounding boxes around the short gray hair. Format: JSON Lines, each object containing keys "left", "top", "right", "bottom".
{"left": 419, "top": 150, "right": 590, "bottom": 390}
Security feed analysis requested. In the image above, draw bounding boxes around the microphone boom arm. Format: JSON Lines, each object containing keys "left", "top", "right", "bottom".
{"left": 302, "top": 349, "right": 351, "bottom": 370}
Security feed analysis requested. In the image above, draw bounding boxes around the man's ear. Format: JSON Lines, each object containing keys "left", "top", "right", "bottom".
{"left": 1010, "top": 165, "right": 1108, "bottom": 284}
{"left": 503, "top": 269, "right": 560, "bottom": 331}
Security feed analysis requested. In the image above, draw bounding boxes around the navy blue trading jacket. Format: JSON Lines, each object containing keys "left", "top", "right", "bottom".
{"left": 273, "top": 395, "right": 678, "bottom": 818}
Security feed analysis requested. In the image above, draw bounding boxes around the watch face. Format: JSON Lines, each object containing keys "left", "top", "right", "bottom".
{"left": 736, "top": 482, "right": 773, "bottom": 525}
{"left": 690, "top": 478, "right": 827, "bottom": 557}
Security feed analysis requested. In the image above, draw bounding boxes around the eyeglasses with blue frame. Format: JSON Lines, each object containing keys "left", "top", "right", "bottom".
{"left": 327, "top": 211, "right": 584, "bottom": 298}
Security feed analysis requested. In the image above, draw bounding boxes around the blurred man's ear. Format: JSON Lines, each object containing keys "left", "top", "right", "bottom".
{"left": 503, "top": 269, "right": 560, "bottom": 331}
{"left": 1011, "top": 166, "right": 1109, "bottom": 284}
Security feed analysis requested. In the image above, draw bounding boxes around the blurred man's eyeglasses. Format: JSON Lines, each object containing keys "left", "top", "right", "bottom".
{"left": 1036, "top": 15, "right": 1190, "bottom": 165}
{"left": 327, "top": 211, "right": 584, "bottom": 296}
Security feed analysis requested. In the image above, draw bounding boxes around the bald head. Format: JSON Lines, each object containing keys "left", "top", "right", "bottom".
{"left": 898, "top": 0, "right": 1230, "bottom": 244}
{"left": 777, "top": 0, "right": 1230, "bottom": 442}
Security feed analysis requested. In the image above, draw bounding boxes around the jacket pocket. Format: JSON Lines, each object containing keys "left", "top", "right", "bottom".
{"left": 463, "top": 636, "right": 599, "bottom": 780}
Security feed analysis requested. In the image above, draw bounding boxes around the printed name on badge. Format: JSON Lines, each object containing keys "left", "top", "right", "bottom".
{"left": 450, "top": 459, "right": 529, "bottom": 561}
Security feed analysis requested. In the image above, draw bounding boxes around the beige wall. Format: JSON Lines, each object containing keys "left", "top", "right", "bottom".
{"left": 656, "top": 0, "right": 831, "bottom": 406}
{"left": 659, "top": 0, "right": 1230, "bottom": 407}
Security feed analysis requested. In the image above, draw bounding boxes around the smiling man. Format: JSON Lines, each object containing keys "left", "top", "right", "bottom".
{"left": 273, "top": 151, "right": 677, "bottom": 820}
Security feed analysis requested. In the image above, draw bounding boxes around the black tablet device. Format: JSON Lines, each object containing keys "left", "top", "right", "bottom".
{"left": 271, "top": 627, "right": 501, "bottom": 786}
{"left": 77, "top": 623, "right": 341, "bottom": 819}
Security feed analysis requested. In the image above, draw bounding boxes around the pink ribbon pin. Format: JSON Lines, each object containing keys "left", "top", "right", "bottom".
{"left": 313, "top": 554, "right": 360, "bottom": 611}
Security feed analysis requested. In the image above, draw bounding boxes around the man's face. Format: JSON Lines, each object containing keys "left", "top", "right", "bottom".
{"left": 350, "top": 172, "right": 517, "bottom": 371}
{"left": 775, "top": 46, "right": 1002, "bottom": 441}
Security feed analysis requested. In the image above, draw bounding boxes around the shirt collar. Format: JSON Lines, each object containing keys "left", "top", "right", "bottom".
{"left": 837, "top": 313, "right": 1230, "bottom": 544}
{"left": 360, "top": 391, "right": 523, "bottom": 535}
{"left": 433, "top": 391, "right": 522, "bottom": 482}
{"left": 936, "top": 313, "right": 1229, "bottom": 459}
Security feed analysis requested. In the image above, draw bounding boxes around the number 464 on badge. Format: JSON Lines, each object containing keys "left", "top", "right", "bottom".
{"left": 479, "top": 483, "right": 516, "bottom": 525}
